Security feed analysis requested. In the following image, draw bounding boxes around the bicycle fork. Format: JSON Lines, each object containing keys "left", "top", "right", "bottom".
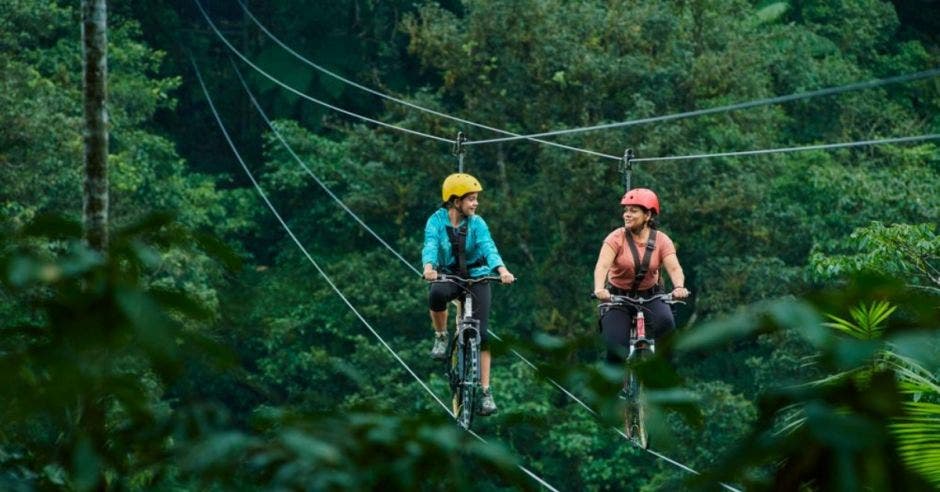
{"left": 629, "top": 311, "right": 655, "bottom": 358}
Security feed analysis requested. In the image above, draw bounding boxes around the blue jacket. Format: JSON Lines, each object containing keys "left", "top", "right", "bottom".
{"left": 422, "top": 208, "right": 504, "bottom": 278}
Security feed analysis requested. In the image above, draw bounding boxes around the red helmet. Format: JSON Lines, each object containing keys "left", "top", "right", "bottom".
{"left": 620, "top": 188, "right": 660, "bottom": 215}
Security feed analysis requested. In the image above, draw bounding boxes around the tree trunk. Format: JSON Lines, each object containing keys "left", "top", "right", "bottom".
{"left": 82, "top": 0, "right": 109, "bottom": 253}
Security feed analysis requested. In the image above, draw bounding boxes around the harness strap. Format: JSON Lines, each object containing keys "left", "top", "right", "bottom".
{"left": 625, "top": 228, "right": 658, "bottom": 296}
{"left": 447, "top": 223, "right": 469, "bottom": 277}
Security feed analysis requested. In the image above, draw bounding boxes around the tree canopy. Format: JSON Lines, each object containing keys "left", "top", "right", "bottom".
{"left": 1, "top": 0, "right": 938, "bottom": 490}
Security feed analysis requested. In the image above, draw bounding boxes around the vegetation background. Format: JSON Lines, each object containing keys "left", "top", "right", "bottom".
{"left": 1, "top": 0, "right": 938, "bottom": 490}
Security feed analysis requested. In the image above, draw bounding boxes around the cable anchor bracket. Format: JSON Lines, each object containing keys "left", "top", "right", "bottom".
{"left": 453, "top": 131, "right": 468, "bottom": 173}
{"left": 619, "top": 148, "right": 636, "bottom": 193}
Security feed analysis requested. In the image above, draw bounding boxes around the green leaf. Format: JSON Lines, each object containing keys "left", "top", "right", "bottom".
{"left": 756, "top": 2, "right": 788, "bottom": 24}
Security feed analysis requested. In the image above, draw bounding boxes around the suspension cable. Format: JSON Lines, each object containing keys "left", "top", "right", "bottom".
{"left": 466, "top": 68, "right": 940, "bottom": 146}
{"left": 194, "top": 0, "right": 452, "bottom": 144}
{"left": 193, "top": 55, "right": 560, "bottom": 492}
{"left": 228, "top": 50, "right": 605, "bottom": 436}
{"left": 190, "top": 7, "right": 937, "bottom": 486}
{"left": 228, "top": 54, "right": 579, "bottom": 443}
{"left": 225, "top": 46, "right": 743, "bottom": 486}
{"left": 630, "top": 134, "right": 940, "bottom": 162}
{"left": 229, "top": 59, "right": 423, "bottom": 276}
{"left": 486, "top": 331, "right": 742, "bottom": 492}
{"left": 234, "top": 0, "right": 620, "bottom": 161}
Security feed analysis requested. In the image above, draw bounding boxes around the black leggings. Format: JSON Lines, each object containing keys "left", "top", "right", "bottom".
{"left": 429, "top": 281, "right": 492, "bottom": 346}
{"left": 600, "top": 300, "right": 675, "bottom": 364}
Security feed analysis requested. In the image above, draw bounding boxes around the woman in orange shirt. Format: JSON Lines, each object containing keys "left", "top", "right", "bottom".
{"left": 592, "top": 188, "right": 690, "bottom": 363}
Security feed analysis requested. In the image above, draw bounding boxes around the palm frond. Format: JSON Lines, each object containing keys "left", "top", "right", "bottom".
{"left": 826, "top": 300, "right": 897, "bottom": 340}
{"left": 823, "top": 313, "right": 864, "bottom": 338}
{"left": 884, "top": 351, "right": 940, "bottom": 395}
{"left": 891, "top": 401, "right": 940, "bottom": 488}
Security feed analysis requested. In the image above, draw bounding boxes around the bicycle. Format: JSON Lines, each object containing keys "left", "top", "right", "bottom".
{"left": 429, "top": 274, "right": 501, "bottom": 430}
{"left": 594, "top": 291, "right": 684, "bottom": 449}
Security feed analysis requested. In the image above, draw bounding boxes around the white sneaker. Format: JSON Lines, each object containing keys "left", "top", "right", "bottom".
{"left": 430, "top": 332, "right": 448, "bottom": 360}
{"left": 479, "top": 388, "right": 497, "bottom": 416}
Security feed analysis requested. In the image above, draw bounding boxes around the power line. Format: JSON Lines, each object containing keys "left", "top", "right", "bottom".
{"left": 193, "top": 0, "right": 452, "bottom": 144}
{"left": 632, "top": 134, "right": 940, "bottom": 162}
{"left": 467, "top": 68, "right": 940, "bottom": 145}
{"left": 234, "top": 0, "right": 620, "bottom": 161}
{"left": 192, "top": 55, "right": 560, "bottom": 492}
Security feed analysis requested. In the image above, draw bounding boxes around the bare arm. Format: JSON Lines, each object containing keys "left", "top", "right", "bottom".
{"left": 593, "top": 243, "right": 616, "bottom": 301}
{"left": 662, "top": 253, "right": 689, "bottom": 299}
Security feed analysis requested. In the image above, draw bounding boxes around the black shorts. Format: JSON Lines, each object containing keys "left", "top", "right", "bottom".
{"left": 599, "top": 298, "right": 675, "bottom": 364}
{"left": 429, "top": 281, "right": 492, "bottom": 346}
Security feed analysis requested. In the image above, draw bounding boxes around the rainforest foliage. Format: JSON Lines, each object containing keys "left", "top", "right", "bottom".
{"left": 1, "top": 0, "right": 938, "bottom": 490}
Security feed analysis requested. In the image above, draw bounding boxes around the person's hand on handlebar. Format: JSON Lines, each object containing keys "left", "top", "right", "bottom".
{"left": 497, "top": 266, "right": 515, "bottom": 284}
{"left": 593, "top": 287, "right": 611, "bottom": 301}
{"left": 671, "top": 286, "right": 690, "bottom": 299}
{"left": 423, "top": 264, "right": 438, "bottom": 282}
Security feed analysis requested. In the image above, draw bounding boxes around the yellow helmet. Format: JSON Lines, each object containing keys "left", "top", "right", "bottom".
{"left": 441, "top": 173, "right": 483, "bottom": 203}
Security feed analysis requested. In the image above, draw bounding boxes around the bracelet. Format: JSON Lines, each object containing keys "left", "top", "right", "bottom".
{"left": 674, "top": 286, "right": 685, "bottom": 289}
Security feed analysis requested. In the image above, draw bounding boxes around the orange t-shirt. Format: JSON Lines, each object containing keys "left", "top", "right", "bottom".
{"left": 603, "top": 228, "right": 676, "bottom": 291}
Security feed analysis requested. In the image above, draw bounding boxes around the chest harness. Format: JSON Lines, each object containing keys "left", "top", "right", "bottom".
{"left": 622, "top": 228, "right": 658, "bottom": 296}
{"left": 445, "top": 220, "right": 487, "bottom": 277}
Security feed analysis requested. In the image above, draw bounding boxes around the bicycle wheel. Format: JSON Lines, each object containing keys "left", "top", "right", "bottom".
{"left": 454, "top": 337, "right": 479, "bottom": 429}
{"left": 634, "top": 381, "right": 649, "bottom": 449}
{"left": 448, "top": 335, "right": 461, "bottom": 416}
{"left": 624, "top": 356, "right": 650, "bottom": 449}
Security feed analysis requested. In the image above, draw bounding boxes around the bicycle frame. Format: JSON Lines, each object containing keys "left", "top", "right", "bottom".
{"left": 629, "top": 309, "right": 655, "bottom": 359}
{"left": 437, "top": 274, "right": 497, "bottom": 346}
{"left": 598, "top": 292, "right": 674, "bottom": 360}
{"left": 430, "top": 274, "right": 500, "bottom": 429}
{"left": 596, "top": 292, "right": 679, "bottom": 449}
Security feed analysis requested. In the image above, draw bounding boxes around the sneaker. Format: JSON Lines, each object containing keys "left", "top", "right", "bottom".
{"left": 430, "top": 332, "right": 448, "bottom": 360}
{"left": 479, "top": 388, "right": 497, "bottom": 416}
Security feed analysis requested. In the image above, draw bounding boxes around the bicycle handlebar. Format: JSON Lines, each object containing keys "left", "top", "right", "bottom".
{"left": 428, "top": 273, "right": 503, "bottom": 285}
{"left": 590, "top": 291, "right": 687, "bottom": 306}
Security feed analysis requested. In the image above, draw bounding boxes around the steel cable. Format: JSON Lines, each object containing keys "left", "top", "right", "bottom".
{"left": 467, "top": 68, "right": 940, "bottom": 145}
{"left": 631, "top": 134, "right": 940, "bottom": 162}
{"left": 221, "top": 52, "right": 738, "bottom": 489}
{"left": 194, "top": 0, "right": 452, "bottom": 143}
{"left": 229, "top": 58, "right": 423, "bottom": 276}
{"left": 234, "top": 0, "right": 620, "bottom": 161}
{"left": 193, "top": 55, "right": 560, "bottom": 492}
